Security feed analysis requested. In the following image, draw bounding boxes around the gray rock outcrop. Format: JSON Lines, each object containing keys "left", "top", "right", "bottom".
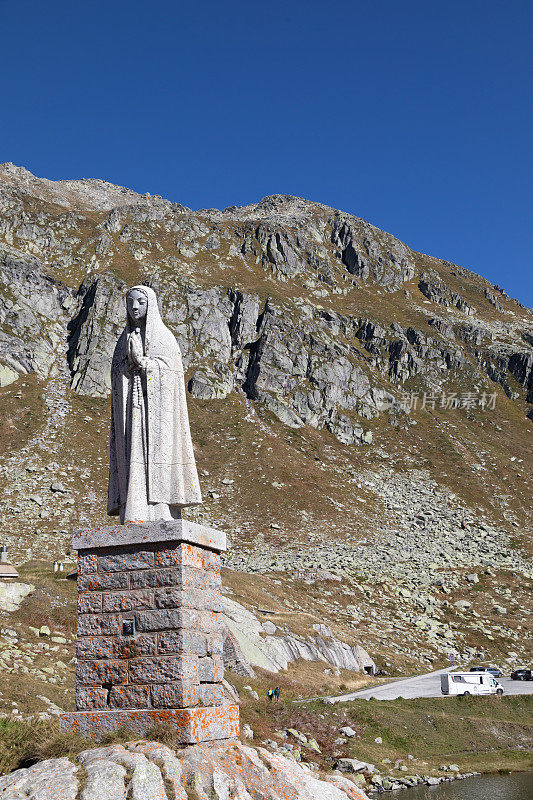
{"left": 0, "top": 581, "right": 34, "bottom": 611}
{"left": 0, "top": 249, "right": 73, "bottom": 381}
{"left": 1, "top": 162, "right": 531, "bottom": 446}
{"left": 0, "top": 757, "right": 79, "bottom": 800}
{"left": 0, "top": 741, "right": 370, "bottom": 800}
{"left": 221, "top": 595, "right": 375, "bottom": 674}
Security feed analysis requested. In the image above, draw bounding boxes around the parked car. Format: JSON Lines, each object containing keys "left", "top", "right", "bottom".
{"left": 470, "top": 666, "right": 503, "bottom": 678}
{"left": 510, "top": 668, "right": 532, "bottom": 681}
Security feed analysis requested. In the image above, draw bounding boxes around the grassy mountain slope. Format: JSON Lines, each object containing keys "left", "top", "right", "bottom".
{"left": 0, "top": 162, "right": 531, "bottom": 688}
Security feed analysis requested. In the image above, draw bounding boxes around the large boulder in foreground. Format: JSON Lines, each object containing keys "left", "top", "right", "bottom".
{"left": 0, "top": 740, "right": 369, "bottom": 800}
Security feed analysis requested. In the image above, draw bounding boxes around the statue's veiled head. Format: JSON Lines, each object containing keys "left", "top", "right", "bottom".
{"left": 126, "top": 288, "right": 149, "bottom": 325}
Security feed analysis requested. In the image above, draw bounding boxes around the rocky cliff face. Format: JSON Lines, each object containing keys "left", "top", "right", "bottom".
{"left": 1, "top": 164, "right": 531, "bottom": 429}
{"left": 1, "top": 162, "right": 531, "bottom": 501}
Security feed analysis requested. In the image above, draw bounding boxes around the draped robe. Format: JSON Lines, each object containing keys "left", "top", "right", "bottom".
{"left": 107, "top": 286, "right": 202, "bottom": 523}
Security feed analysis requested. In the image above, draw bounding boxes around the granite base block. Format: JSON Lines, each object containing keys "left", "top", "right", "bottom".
{"left": 73, "top": 519, "right": 226, "bottom": 552}
{"left": 60, "top": 704, "right": 239, "bottom": 742}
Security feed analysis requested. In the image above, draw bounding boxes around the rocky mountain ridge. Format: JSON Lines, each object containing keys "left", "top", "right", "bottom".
{"left": 0, "top": 163, "right": 531, "bottom": 676}
{"left": 1, "top": 163, "right": 531, "bottom": 403}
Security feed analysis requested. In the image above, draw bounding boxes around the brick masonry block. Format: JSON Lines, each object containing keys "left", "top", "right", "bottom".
{"left": 109, "top": 685, "right": 150, "bottom": 709}
{"left": 130, "top": 570, "right": 158, "bottom": 589}
{"left": 173, "top": 608, "right": 224, "bottom": 634}
{"left": 129, "top": 654, "right": 198, "bottom": 685}
{"left": 77, "top": 659, "right": 128, "bottom": 686}
{"left": 98, "top": 550, "right": 154, "bottom": 573}
{"left": 153, "top": 587, "right": 182, "bottom": 609}
{"left": 102, "top": 589, "right": 153, "bottom": 613}
{"left": 76, "top": 636, "right": 116, "bottom": 661}
{"left": 208, "top": 632, "right": 224, "bottom": 656}
{"left": 198, "top": 656, "right": 224, "bottom": 683}
{"left": 199, "top": 684, "right": 224, "bottom": 707}
{"left": 202, "top": 550, "right": 221, "bottom": 573}
{"left": 151, "top": 682, "right": 199, "bottom": 709}
{"left": 158, "top": 630, "right": 208, "bottom": 657}
{"left": 77, "top": 553, "right": 98, "bottom": 574}
{"left": 155, "top": 564, "right": 219, "bottom": 589}
{"left": 76, "top": 633, "right": 158, "bottom": 661}
{"left": 205, "top": 569, "right": 222, "bottom": 590}
{"left": 156, "top": 567, "right": 186, "bottom": 587}
{"left": 75, "top": 687, "right": 108, "bottom": 710}
{"left": 186, "top": 589, "right": 223, "bottom": 613}
{"left": 187, "top": 705, "right": 239, "bottom": 744}
{"left": 154, "top": 542, "right": 199, "bottom": 569}
{"left": 131, "top": 563, "right": 225, "bottom": 590}
{"left": 180, "top": 565, "right": 221, "bottom": 591}
{"left": 153, "top": 543, "right": 221, "bottom": 571}
{"left": 200, "top": 610, "right": 224, "bottom": 633}
{"left": 78, "top": 592, "right": 102, "bottom": 615}
{"left": 181, "top": 549, "right": 220, "bottom": 574}
{"left": 147, "top": 569, "right": 217, "bottom": 599}
{"left": 154, "top": 567, "right": 183, "bottom": 587}
{"left": 155, "top": 587, "right": 221, "bottom": 613}
{"left": 115, "top": 634, "right": 157, "bottom": 659}
{"left": 78, "top": 615, "right": 120, "bottom": 637}
{"left": 78, "top": 572, "right": 129, "bottom": 592}
{"left": 134, "top": 609, "right": 185, "bottom": 632}
{"left": 194, "top": 547, "right": 221, "bottom": 575}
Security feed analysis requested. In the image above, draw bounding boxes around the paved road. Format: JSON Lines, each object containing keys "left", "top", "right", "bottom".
{"left": 323, "top": 669, "right": 533, "bottom": 702}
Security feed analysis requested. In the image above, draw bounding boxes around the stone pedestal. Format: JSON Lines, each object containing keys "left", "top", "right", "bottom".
{"left": 60, "top": 520, "right": 239, "bottom": 742}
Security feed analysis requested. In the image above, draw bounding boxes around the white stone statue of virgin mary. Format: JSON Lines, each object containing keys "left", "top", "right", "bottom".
{"left": 107, "top": 285, "right": 202, "bottom": 523}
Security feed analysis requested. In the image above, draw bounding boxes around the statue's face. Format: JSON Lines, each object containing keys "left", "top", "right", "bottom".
{"left": 127, "top": 290, "right": 148, "bottom": 324}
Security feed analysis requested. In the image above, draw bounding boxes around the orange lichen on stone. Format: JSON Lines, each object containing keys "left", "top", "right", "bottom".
{"left": 70, "top": 529, "right": 234, "bottom": 744}
{"left": 60, "top": 705, "right": 239, "bottom": 742}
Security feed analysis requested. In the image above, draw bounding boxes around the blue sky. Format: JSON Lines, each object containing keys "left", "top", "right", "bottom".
{"left": 1, "top": 0, "right": 531, "bottom": 306}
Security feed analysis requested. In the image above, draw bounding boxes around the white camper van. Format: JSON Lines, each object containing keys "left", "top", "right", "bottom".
{"left": 441, "top": 671, "right": 504, "bottom": 696}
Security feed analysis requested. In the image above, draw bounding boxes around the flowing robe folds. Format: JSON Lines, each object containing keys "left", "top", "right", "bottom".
{"left": 108, "top": 286, "right": 202, "bottom": 523}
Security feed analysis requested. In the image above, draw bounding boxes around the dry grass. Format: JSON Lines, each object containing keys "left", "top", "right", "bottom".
{"left": 230, "top": 661, "right": 380, "bottom": 704}
{"left": 0, "top": 718, "right": 92, "bottom": 774}
{"left": 338, "top": 695, "right": 533, "bottom": 773}
{"left": 0, "top": 695, "right": 530, "bottom": 780}
{"left": 0, "top": 374, "right": 45, "bottom": 460}
{"left": 236, "top": 692, "right": 533, "bottom": 775}
{"left": 13, "top": 561, "right": 77, "bottom": 633}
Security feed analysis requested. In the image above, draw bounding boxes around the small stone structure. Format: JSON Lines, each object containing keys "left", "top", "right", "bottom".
{"left": 0, "top": 545, "right": 18, "bottom": 579}
{"left": 60, "top": 519, "right": 239, "bottom": 741}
